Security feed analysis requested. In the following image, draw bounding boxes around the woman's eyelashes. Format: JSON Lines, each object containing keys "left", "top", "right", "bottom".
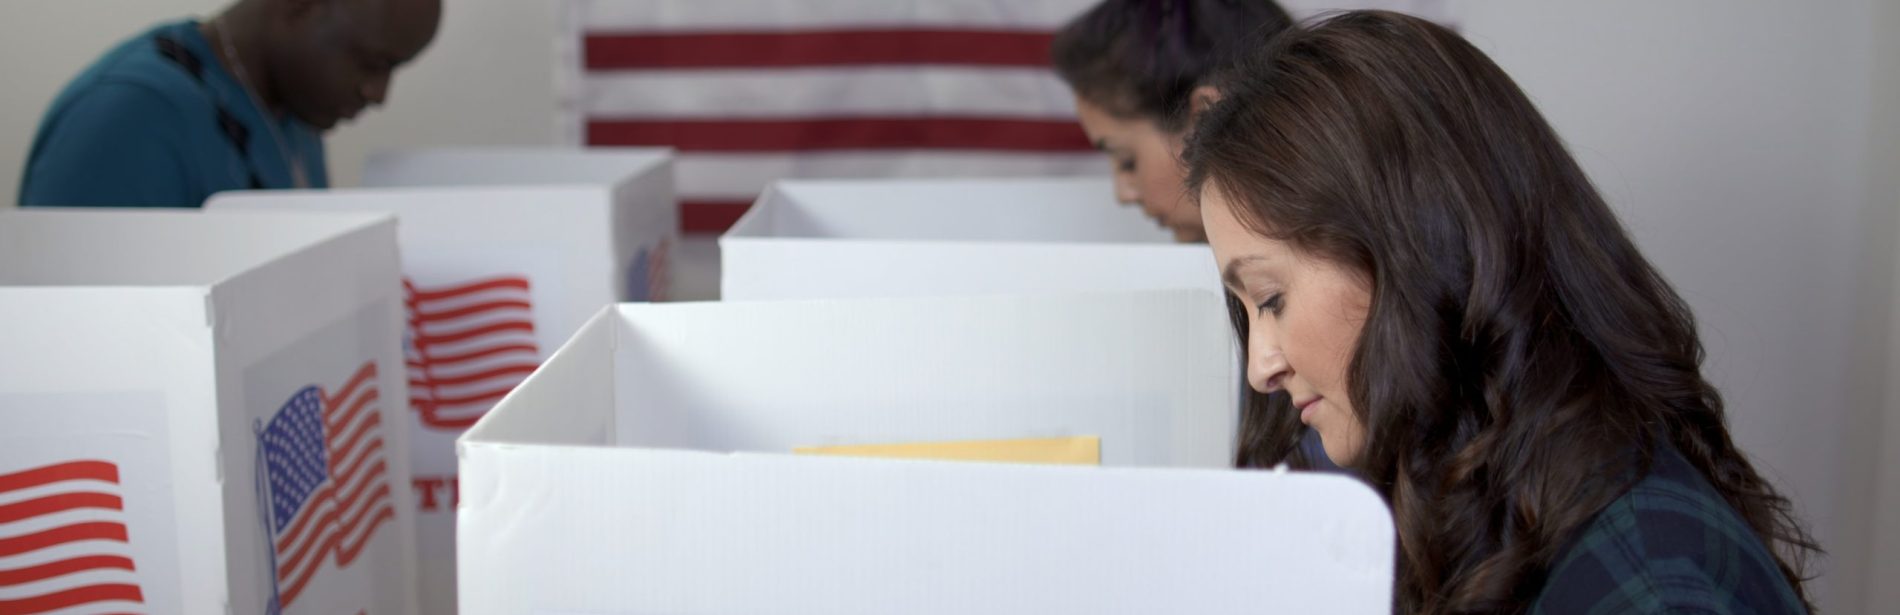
{"left": 1258, "top": 292, "right": 1284, "bottom": 317}
{"left": 1116, "top": 157, "right": 1137, "bottom": 173}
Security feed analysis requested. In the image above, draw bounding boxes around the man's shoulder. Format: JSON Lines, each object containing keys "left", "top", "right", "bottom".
{"left": 51, "top": 20, "right": 213, "bottom": 123}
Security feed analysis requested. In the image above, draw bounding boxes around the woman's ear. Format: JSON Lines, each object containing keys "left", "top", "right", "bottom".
{"left": 1188, "top": 85, "right": 1223, "bottom": 124}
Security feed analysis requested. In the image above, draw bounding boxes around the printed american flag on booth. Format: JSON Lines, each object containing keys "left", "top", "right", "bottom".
{"left": 560, "top": 0, "right": 1106, "bottom": 234}
{"left": 629, "top": 239, "right": 671, "bottom": 302}
{"left": 404, "top": 276, "right": 541, "bottom": 430}
{"left": 256, "top": 361, "right": 397, "bottom": 611}
{"left": 0, "top": 460, "right": 145, "bottom": 614}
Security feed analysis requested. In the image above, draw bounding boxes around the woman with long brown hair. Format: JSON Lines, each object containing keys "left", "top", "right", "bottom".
{"left": 1187, "top": 11, "right": 1819, "bottom": 613}
{"left": 1051, "top": 0, "right": 1292, "bottom": 243}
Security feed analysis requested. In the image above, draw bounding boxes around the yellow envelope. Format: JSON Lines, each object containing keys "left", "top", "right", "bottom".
{"left": 794, "top": 436, "right": 1101, "bottom": 466}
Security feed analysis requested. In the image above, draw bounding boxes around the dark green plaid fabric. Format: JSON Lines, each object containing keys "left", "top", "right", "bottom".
{"left": 1529, "top": 446, "right": 1807, "bottom": 614}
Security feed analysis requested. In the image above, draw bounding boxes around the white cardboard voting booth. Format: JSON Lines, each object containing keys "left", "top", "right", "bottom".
{"left": 361, "top": 146, "right": 689, "bottom": 303}
{"left": 207, "top": 147, "right": 674, "bottom": 615}
{"left": 0, "top": 209, "right": 418, "bottom": 615}
{"left": 720, "top": 177, "right": 1221, "bottom": 301}
{"left": 457, "top": 291, "right": 1395, "bottom": 614}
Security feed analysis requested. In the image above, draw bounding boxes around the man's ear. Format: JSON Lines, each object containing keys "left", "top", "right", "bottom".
{"left": 1188, "top": 85, "right": 1223, "bottom": 124}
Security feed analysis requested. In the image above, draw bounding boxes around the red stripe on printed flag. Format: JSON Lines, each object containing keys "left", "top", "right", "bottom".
{"left": 0, "top": 583, "right": 145, "bottom": 614}
{"left": 586, "top": 117, "right": 1092, "bottom": 152}
{"left": 0, "top": 460, "right": 144, "bottom": 613}
{"left": 0, "top": 555, "right": 135, "bottom": 586}
{"left": 422, "top": 387, "right": 514, "bottom": 408}
{"left": 412, "top": 321, "right": 535, "bottom": 347}
{"left": 406, "top": 343, "right": 538, "bottom": 367}
{"left": 0, "top": 461, "right": 117, "bottom": 494}
{"left": 409, "top": 364, "right": 539, "bottom": 389}
{"left": 406, "top": 277, "right": 531, "bottom": 303}
{"left": 410, "top": 299, "right": 534, "bottom": 323}
{"left": 584, "top": 29, "right": 1057, "bottom": 69}
{"left": 0, "top": 523, "right": 126, "bottom": 559}
{"left": 0, "top": 493, "right": 122, "bottom": 525}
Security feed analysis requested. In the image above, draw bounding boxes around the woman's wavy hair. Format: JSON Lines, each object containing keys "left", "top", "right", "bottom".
{"left": 1052, "top": 0, "right": 1292, "bottom": 133}
{"left": 1184, "top": 11, "right": 1818, "bottom": 612}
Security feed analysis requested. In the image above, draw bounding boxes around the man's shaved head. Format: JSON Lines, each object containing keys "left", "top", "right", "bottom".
{"left": 233, "top": 0, "right": 443, "bottom": 129}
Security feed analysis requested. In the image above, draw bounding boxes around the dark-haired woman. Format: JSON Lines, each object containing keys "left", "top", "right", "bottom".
{"left": 1051, "top": 0, "right": 1292, "bottom": 243}
{"left": 1189, "top": 11, "right": 1818, "bottom": 613}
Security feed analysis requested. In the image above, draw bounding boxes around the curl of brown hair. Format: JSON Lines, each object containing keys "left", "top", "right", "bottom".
{"left": 1185, "top": 11, "right": 1820, "bottom": 612}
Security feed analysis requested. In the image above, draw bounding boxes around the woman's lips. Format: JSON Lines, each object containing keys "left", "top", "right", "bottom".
{"left": 1294, "top": 397, "right": 1323, "bottom": 424}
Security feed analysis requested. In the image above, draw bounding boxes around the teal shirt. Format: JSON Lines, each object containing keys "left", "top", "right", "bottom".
{"left": 19, "top": 19, "right": 327, "bottom": 208}
{"left": 1530, "top": 445, "right": 1808, "bottom": 614}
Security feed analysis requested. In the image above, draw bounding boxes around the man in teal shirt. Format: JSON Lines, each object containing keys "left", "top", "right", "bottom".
{"left": 19, "top": 0, "right": 442, "bottom": 207}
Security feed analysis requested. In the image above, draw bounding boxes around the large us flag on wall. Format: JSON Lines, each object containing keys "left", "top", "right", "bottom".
{"left": 560, "top": 0, "right": 1106, "bottom": 234}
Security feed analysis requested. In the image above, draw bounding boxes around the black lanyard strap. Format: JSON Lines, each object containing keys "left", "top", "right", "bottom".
{"left": 153, "top": 32, "right": 265, "bottom": 190}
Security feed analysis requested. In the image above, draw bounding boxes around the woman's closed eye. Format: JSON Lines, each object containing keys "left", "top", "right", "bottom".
{"left": 1258, "top": 292, "right": 1284, "bottom": 317}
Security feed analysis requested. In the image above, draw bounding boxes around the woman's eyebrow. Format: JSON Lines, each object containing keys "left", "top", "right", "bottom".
{"left": 1221, "top": 255, "right": 1271, "bottom": 292}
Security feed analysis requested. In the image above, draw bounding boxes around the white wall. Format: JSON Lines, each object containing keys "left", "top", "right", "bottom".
{"left": 0, "top": 0, "right": 558, "bottom": 203}
{"left": 1866, "top": 0, "right": 1900, "bottom": 609}
{"left": 1462, "top": 1, "right": 1887, "bottom": 612}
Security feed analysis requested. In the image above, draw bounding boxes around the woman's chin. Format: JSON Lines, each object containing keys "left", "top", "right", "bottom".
{"left": 1317, "top": 432, "right": 1364, "bottom": 468}
{"left": 1170, "top": 225, "right": 1208, "bottom": 244}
